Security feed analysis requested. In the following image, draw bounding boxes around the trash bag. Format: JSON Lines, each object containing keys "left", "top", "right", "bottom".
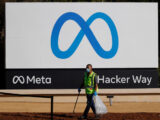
{"left": 93, "top": 95, "right": 107, "bottom": 115}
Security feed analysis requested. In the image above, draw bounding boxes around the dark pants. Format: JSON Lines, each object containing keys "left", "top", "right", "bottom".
{"left": 83, "top": 94, "right": 96, "bottom": 117}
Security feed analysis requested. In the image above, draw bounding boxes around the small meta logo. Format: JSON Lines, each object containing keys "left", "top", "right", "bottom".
{"left": 13, "top": 76, "right": 25, "bottom": 84}
{"left": 51, "top": 12, "right": 119, "bottom": 59}
{"left": 12, "top": 75, "right": 52, "bottom": 85}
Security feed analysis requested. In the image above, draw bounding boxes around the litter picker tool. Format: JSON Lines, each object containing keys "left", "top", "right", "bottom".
{"left": 73, "top": 91, "right": 80, "bottom": 113}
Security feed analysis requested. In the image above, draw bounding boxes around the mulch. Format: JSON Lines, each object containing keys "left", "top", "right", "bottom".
{"left": 0, "top": 112, "right": 160, "bottom": 120}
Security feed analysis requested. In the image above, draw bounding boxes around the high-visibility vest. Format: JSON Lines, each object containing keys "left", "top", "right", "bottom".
{"left": 84, "top": 71, "right": 98, "bottom": 94}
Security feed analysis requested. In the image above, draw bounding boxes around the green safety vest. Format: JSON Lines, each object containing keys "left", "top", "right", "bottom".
{"left": 84, "top": 71, "right": 98, "bottom": 94}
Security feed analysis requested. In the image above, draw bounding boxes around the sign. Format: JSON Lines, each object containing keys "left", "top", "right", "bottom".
{"left": 5, "top": 3, "right": 159, "bottom": 89}
{"left": 6, "top": 69, "right": 159, "bottom": 89}
{"left": 6, "top": 3, "right": 158, "bottom": 68}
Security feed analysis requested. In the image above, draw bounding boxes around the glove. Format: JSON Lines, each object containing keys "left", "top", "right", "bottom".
{"left": 78, "top": 88, "right": 81, "bottom": 93}
{"left": 94, "top": 91, "right": 97, "bottom": 96}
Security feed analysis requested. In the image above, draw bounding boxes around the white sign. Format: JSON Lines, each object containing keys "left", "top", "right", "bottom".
{"left": 6, "top": 3, "right": 158, "bottom": 68}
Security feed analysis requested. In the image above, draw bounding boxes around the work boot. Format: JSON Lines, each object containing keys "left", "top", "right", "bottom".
{"left": 79, "top": 115, "right": 87, "bottom": 119}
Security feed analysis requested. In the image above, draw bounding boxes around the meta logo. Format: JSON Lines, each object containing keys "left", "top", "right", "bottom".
{"left": 12, "top": 75, "right": 52, "bottom": 85}
{"left": 51, "top": 12, "right": 119, "bottom": 59}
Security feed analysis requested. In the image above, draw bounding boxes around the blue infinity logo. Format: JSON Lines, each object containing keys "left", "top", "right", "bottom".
{"left": 51, "top": 12, "right": 119, "bottom": 59}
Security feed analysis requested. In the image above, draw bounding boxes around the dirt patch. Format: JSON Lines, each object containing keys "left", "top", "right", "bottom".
{"left": 0, "top": 112, "right": 160, "bottom": 120}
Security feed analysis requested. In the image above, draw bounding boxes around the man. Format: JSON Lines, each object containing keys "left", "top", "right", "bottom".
{"left": 78, "top": 64, "right": 98, "bottom": 119}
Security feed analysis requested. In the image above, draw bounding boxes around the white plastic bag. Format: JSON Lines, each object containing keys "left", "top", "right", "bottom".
{"left": 93, "top": 95, "right": 107, "bottom": 115}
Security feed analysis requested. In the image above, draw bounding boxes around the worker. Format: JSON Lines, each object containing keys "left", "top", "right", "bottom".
{"left": 78, "top": 64, "right": 99, "bottom": 119}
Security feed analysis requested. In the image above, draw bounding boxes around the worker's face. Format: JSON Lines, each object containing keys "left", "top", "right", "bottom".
{"left": 86, "top": 65, "right": 92, "bottom": 73}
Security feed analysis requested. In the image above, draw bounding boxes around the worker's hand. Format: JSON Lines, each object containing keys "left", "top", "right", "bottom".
{"left": 94, "top": 91, "right": 97, "bottom": 96}
{"left": 78, "top": 88, "right": 81, "bottom": 93}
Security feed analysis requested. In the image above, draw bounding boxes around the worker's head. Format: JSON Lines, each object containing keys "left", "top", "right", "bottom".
{"left": 86, "top": 64, "right": 92, "bottom": 73}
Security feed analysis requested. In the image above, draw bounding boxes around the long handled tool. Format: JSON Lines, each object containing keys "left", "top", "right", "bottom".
{"left": 73, "top": 91, "right": 80, "bottom": 113}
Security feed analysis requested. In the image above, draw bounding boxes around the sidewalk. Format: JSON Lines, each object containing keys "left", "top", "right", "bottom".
{"left": 0, "top": 102, "right": 160, "bottom": 113}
